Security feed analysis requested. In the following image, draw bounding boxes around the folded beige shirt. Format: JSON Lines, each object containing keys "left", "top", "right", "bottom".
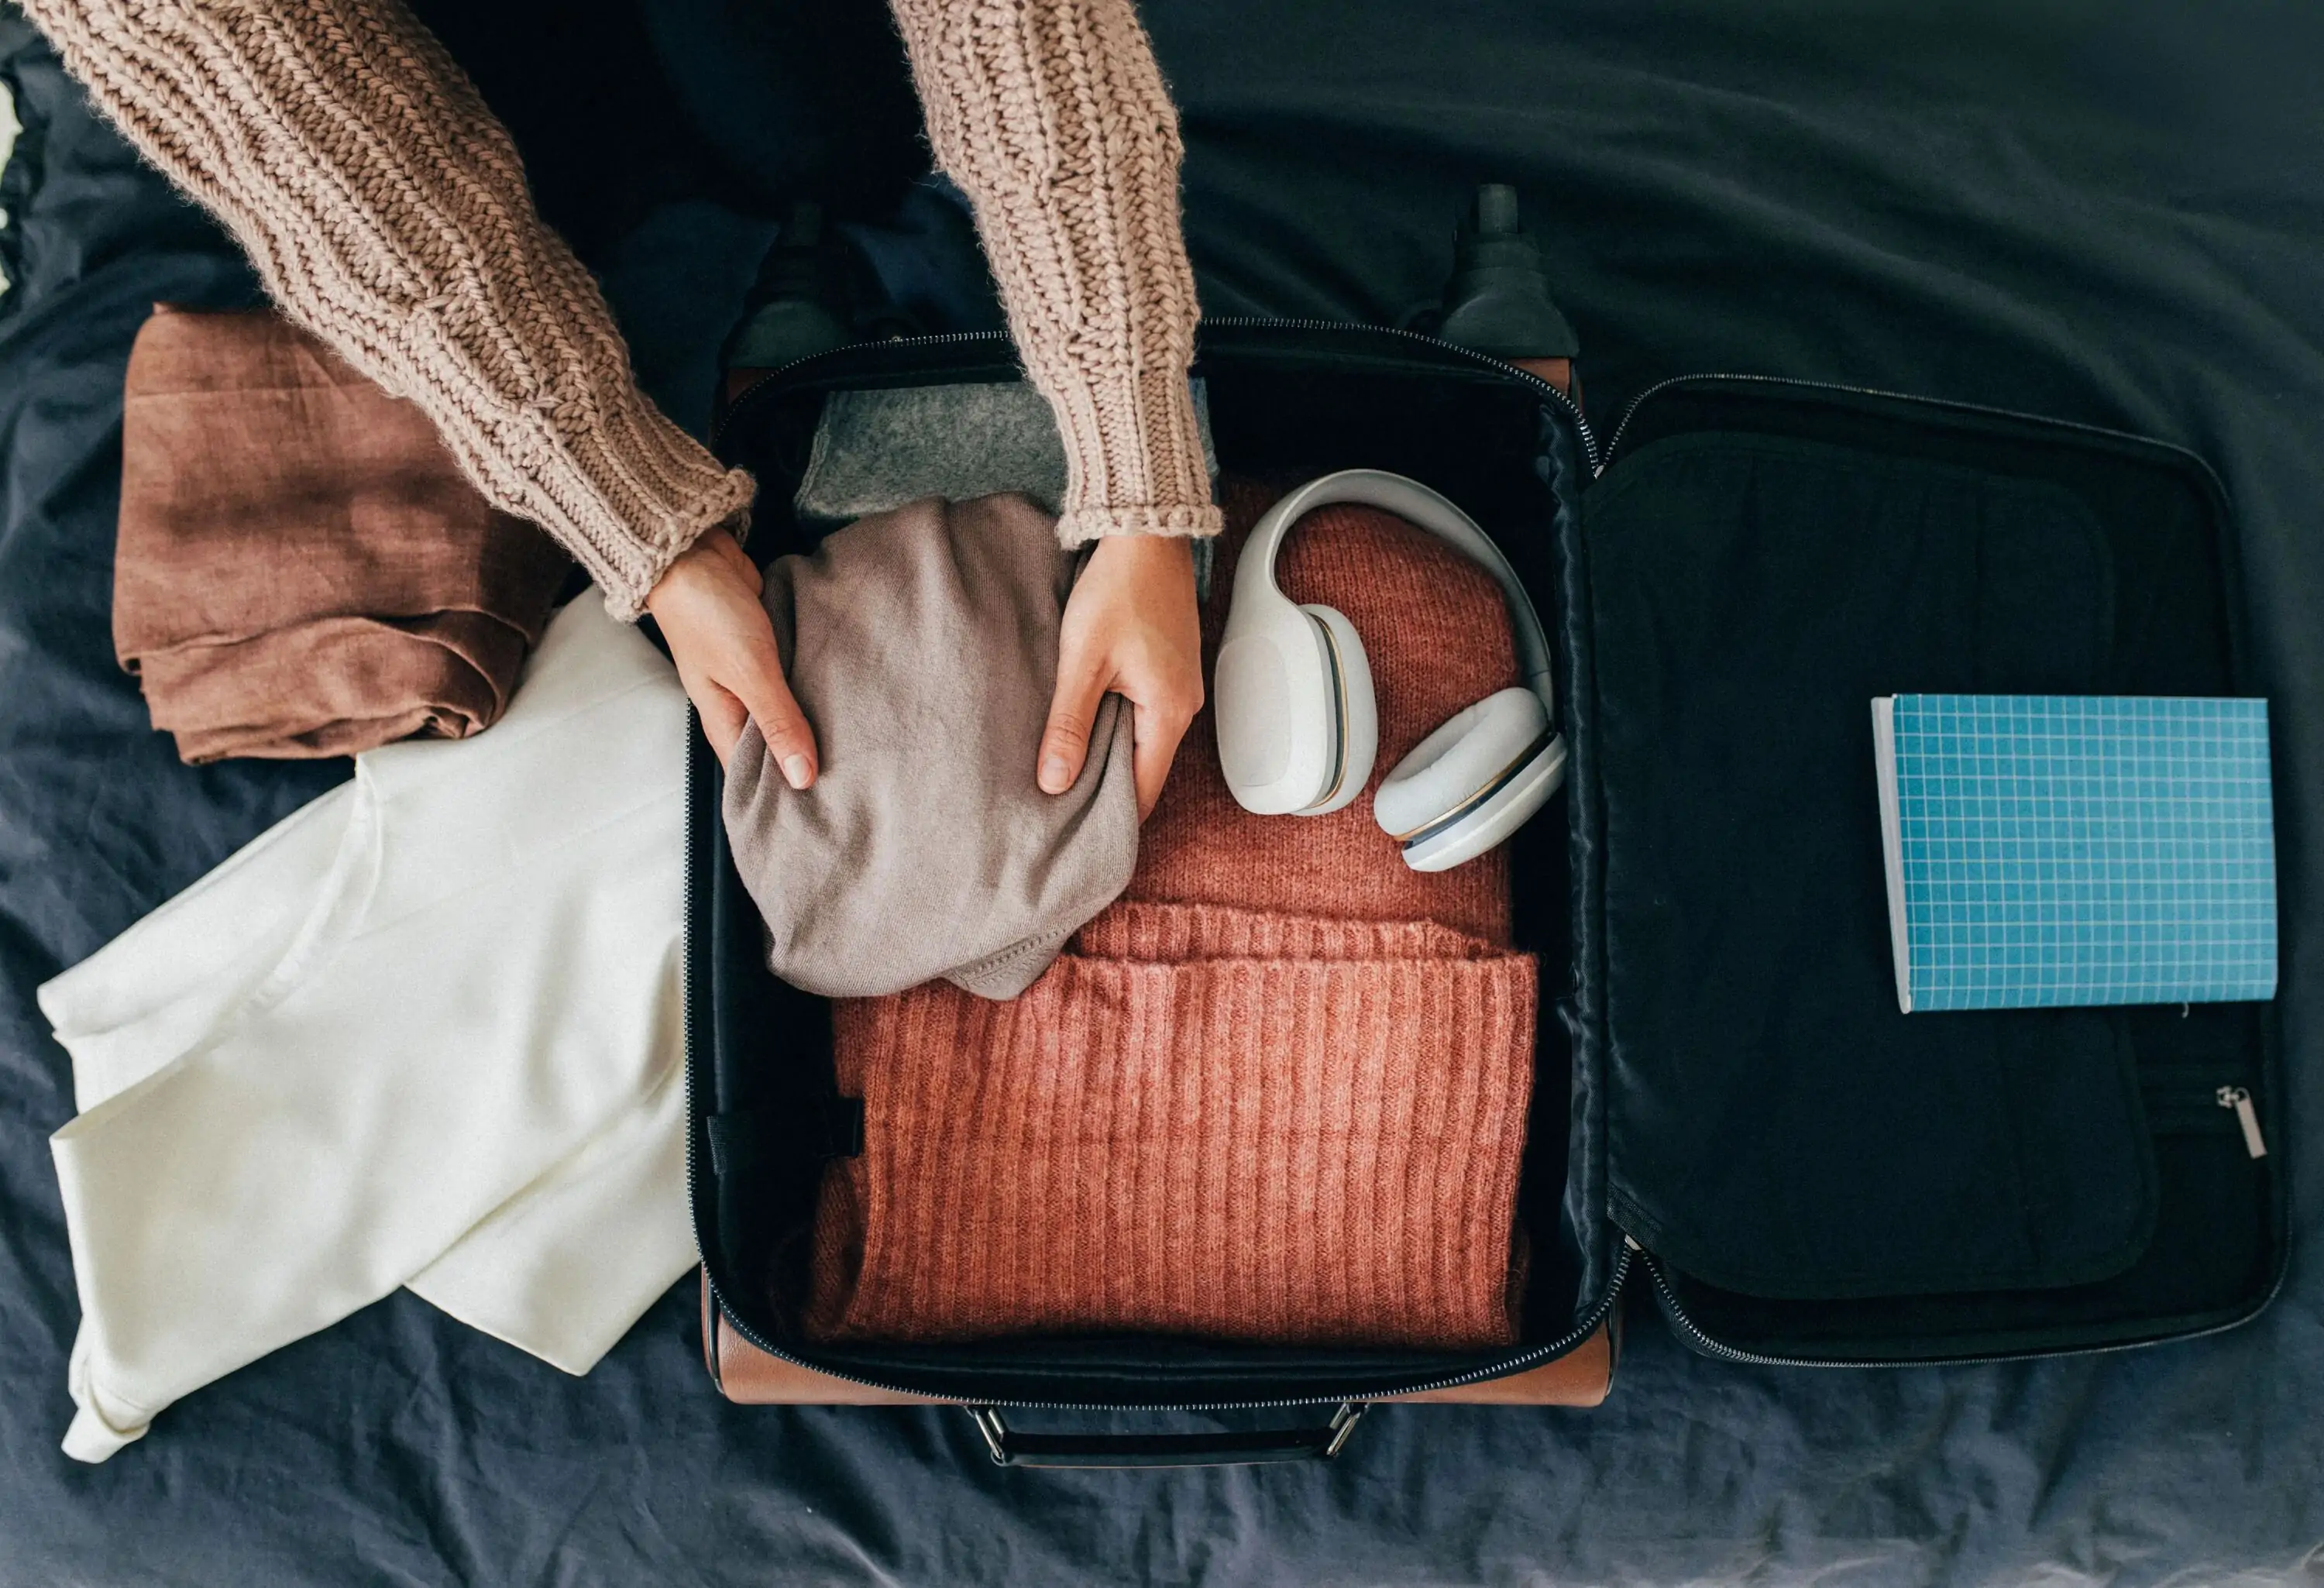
{"left": 724, "top": 494, "right": 1140, "bottom": 1000}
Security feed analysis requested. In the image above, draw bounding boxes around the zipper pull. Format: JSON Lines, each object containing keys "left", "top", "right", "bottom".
{"left": 2216, "top": 1086, "right": 2268, "bottom": 1160}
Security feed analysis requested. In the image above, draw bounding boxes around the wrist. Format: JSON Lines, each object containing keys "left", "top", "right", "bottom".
{"left": 646, "top": 527, "right": 734, "bottom": 613}
{"left": 1091, "top": 531, "right": 1194, "bottom": 567}
{"left": 1085, "top": 532, "right": 1199, "bottom": 603}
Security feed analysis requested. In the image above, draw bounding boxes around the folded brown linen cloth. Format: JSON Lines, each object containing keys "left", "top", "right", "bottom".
{"left": 724, "top": 493, "right": 1140, "bottom": 1000}
{"left": 115, "top": 305, "right": 571, "bottom": 763}
{"left": 807, "top": 901, "right": 1535, "bottom": 1348}
{"left": 803, "top": 487, "right": 1538, "bottom": 1349}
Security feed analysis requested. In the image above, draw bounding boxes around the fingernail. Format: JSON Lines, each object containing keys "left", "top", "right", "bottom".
{"left": 782, "top": 754, "right": 813, "bottom": 790}
{"left": 1040, "top": 755, "right": 1070, "bottom": 792}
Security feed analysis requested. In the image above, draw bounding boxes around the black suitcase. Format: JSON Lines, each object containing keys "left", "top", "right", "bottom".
{"left": 684, "top": 321, "right": 2284, "bottom": 1467}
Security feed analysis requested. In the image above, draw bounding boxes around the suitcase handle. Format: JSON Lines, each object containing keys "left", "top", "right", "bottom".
{"left": 964, "top": 1403, "right": 1366, "bottom": 1469}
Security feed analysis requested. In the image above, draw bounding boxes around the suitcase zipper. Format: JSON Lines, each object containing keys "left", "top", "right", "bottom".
{"left": 2139, "top": 1054, "right": 2269, "bottom": 1158}
{"left": 1631, "top": 1059, "right": 2278, "bottom": 1365}
{"left": 715, "top": 318, "right": 1602, "bottom": 471}
{"left": 2143, "top": 1089, "right": 2254, "bottom": 1136}
{"left": 1599, "top": 370, "right": 2226, "bottom": 478}
{"left": 2217, "top": 1085, "right": 2269, "bottom": 1158}
{"left": 1635, "top": 1054, "right": 2279, "bottom": 1361}
{"left": 1628, "top": 1230, "right": 2282, "bottom": 1368}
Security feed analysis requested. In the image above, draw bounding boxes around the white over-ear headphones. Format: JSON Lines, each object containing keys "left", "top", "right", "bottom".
{"left": 1212, "top": 469, "right": 1567, "bottom": 872}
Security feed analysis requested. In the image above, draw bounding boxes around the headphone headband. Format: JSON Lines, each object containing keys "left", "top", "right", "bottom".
{"left": 1234, "top": 469, "right": 1555, "bottom": 706}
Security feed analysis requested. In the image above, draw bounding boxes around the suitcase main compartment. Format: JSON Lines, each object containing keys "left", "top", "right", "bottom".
{"left": 692, "top": 324, "right": 1618, "bottom": 1407}
{"left": 691, "top": 325, "right": 2284, "bottom": 1408}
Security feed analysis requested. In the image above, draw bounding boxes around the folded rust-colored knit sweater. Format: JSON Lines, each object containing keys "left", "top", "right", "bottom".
{"left": 23, "top": 0, "right": 1217, "bottom": 617}
{"left": 116, "top": 306, "right": 570, "bottom": 762}
{"left": 810, "top": 902, "right": 1535, "bottom": 1348}
{"left": 807, "top": 490, "right": 1537, "bottom": 1348}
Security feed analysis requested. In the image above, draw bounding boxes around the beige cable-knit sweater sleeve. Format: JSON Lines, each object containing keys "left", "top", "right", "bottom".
{"left": 24, "top": 0, "right": 1217, "bottom": 615}
{"left": 889, "top": 0, "right": 1221, "bottom": 545}
{"left": 19, "top": 0, "right": 755, "bottom": 620}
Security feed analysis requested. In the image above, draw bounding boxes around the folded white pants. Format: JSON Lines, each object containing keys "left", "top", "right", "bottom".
{"left": 40, "top": 599, "right": 696, "bottom": 1463}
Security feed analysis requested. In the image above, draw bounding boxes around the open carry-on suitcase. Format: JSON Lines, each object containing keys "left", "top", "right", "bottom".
{"left": 685, "top": 318, "right": 2286, "bottom": 1469}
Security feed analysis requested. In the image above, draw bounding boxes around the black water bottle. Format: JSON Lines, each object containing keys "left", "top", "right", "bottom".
{"left": 1433, "top": 184, "right": 1580, "bottom": 398}
{"left": 720, "top": 202, "right": 855, "bottom": 380}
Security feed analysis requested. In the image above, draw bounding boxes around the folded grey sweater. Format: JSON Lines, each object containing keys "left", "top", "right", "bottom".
{"left": 724, "top": 495, "right": 1139, "bottom": 999}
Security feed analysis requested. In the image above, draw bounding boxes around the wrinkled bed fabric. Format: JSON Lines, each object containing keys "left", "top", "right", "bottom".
{"left": 2, "top": 2, "right": 2321, "bottom": 1584}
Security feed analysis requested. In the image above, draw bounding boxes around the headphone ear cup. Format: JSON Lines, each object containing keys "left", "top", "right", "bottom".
{"left": 1399, "top": 733, "right": 1566, "bottom": 872}
{"left": 1215, "top": 592, "right": 1339, "bottom": 814}
{"left": 1373, "top": 687, "right": 1548, "bottom": 840}
{"left": 1294, "top": 604, "right": 1377, "bottom": 816}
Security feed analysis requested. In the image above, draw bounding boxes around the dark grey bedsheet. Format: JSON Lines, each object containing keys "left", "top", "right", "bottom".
{"left": 2, "top": 3, "right": 2319, "bottom": 1583}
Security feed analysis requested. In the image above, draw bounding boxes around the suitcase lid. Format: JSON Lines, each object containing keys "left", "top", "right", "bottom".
{"left": 1568, "top": 373, "right": 2284, "bottom": 1362}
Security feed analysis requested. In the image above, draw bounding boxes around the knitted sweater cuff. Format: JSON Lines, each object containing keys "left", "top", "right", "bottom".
{"left": 1057, "top": 504, "right": 1224, "bottom": 545}
{"left": 1048, "top": 370, "right": 1222, "bottom": 547}
{"left": 534, "top": 397, "right": 756, "bottom": 620}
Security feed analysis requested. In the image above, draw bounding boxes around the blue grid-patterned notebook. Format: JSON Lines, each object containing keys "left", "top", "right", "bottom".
{"left": 1872, "top": 695, "right": 2277, "bottom": 1012}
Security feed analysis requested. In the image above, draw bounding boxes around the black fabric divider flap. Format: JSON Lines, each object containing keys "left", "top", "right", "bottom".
{"left": 705, "top": 1102, "right": 862, "bottom": 1177}
{"left": 1590, "top": 431, "right": 2155, "bottom": 1299}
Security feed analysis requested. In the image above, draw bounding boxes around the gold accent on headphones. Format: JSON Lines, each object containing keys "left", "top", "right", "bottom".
{"left": 1305, "top": 614, "right": 1352, "bottom": 812}
{"left": 1384, "top": 730, "right": 1557, "bottom": 844}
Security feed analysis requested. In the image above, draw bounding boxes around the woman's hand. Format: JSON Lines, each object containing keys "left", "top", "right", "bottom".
{"left": 1039, "top": 534, "right": 1205, "bottom": 820}
{"left": 645, "top": 528, "right": 818, "bottom": 786}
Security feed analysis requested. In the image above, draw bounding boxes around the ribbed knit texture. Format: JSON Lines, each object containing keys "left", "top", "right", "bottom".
{"left": 806, "top": 489, "right": 1538, "bottom": 1347}
{"left": 25, "top": 0, "right": 1220, "bottom": 610}
{"left": 890, "top": 0, "right": 1221, "bottom": 546}
{"left": 810, "top": 902, "right": 1533, "bottom": 1347}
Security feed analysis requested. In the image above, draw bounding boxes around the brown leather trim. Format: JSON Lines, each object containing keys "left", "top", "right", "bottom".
{"left": 699, "top": 1268, "right": 723, "bottom": 1388}
{"left": 1510, "top": 356, "right": 1576, "bottom": 400}
{"left": 706, "top": 1277, "right": 1615, "bottom": 1409}
{"left": 715, "top": 1310, "right": 956, "bottom": 1404}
